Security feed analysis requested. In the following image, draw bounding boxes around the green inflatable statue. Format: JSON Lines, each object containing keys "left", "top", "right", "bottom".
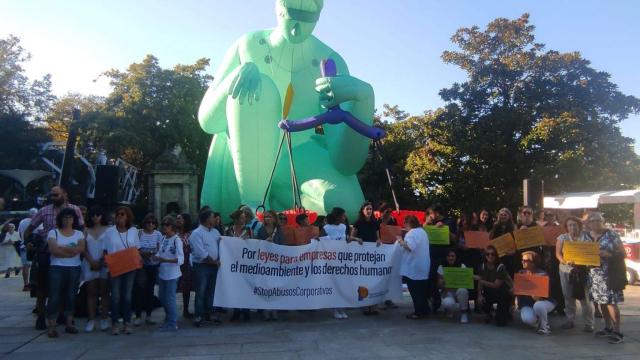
{"left": 198, "top": 0, "right": 374, "bottom": 219}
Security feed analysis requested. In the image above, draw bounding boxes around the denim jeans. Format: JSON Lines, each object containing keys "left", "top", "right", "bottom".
{"left": 134, "top": 265, "right": 159, "bottom": 317}
{"left": 158, "top": 278, "right": 178, "bottom": 328}
{"left": 193, "top": 263, "right": 218, "bottom": 319}
{"left": 46, "top": 265, "right": 81, "bottom": 320}
{"left": 110, "top": 270, "right": 136, "bottom": 325}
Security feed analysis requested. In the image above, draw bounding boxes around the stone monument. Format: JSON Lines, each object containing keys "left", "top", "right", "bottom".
{"left": 148, "top": 144, "right": 198, "bottom": 219}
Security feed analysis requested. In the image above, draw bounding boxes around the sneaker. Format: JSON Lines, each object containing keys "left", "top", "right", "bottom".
{"left": 84, "top": 320, "right": 95, "bottom": 333}
{"left": 595, "top": 328, "right": 613, "bottom": 338}
{"left": 583, "top": 324, "right": 594, "bottom": 333}
{"left": 340, "top": 310, "right": 349, "bottom": 319}
{"left": 133, "top": 317, "right": 142, "bottom": 327}
{"left": 460, "top": 313, "right": 469, "bottom": 324}
{"left": 194, "top": 317, "right": 202, "bottom": 327}
{"left": 537, "top": 326, "right": 551, "bottom": 335}
{"left": 607, "top": 331, "right": 624, "bottom": 344}
{"left": 561, "top": 321, "right": 574, "bottom": 330}
{"left": 100, "top": 319, "right": 110, "bottom": 331}
{"left": 333, "top": 310, "right": 342, "bottom": 319}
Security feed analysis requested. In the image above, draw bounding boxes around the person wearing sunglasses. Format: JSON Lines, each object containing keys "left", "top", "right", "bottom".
{"left": 517, "top": 251, "right": 555, "bottom": 335}
{"left": 474, "top": 245, "right": 513, "bottom": 326}
{"left": 155, "top": 216, "right": 184, "bottom": 332}
{"left": 81, "top": 206, "right": 110, "bottom": 333}
{"left": 103, "top": 206, "right": 140, "bottom": 335}
{"left": 133, "top": 213, "right": 162, "bottom": 326}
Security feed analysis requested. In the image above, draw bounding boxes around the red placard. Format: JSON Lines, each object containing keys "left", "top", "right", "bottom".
{"left": 464, "top": 231, "right": 490, "bottom": 249}
{"left": 542, "top": 226, "right": 564, "bottom": 247}
{"left": 513, "top": 273, "right": 549, "bottom": 298}
{"left": 105, "top": 247, "right": 142, "bottom": 277}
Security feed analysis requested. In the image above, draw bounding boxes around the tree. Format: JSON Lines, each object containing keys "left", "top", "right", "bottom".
{"left": 414, "top": 13, "right": 640, "bottom": 212}
{"left": 0, "top": 35, "right": 56, "bottom": 120}
{"left": 0, "top": 113, "right": 51, "bottom": 169}
{"left": 44, "top": 93, "right": 105, "bottom": 142}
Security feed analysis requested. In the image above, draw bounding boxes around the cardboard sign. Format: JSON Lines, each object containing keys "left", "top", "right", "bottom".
{"left": 281, "top": 226, "right": 297, "bottom": 246}
{"left": 542, "top": 226, "right": 564, "bottom": 247}
{"left": 293, "top": 226, "right": 320, "bottom": 245}
{"left": 513, "top": 227, "right": 545, "bottom": 250}
{"left": 424, "top": 225, "right": 450, "bottom": 245}
{"left": 380, "top": 224, "right": 403, "bottom": 244}
{"left": 513, "top": 273, "right": 549, "bottom": 298}
{"left": 563, "top": 241, "right": 601, "bottom": 266}
{"left": 490, "top": 232, "right": 516, "bottom": 257}
{"left": 443, "top": 267, "right": 474, "bottom": 289}
{"left": 464, "top": 231, "right": 490, "bottom": 249}
{"left": 105, "top": 247, "right": 142, "bottom": 277}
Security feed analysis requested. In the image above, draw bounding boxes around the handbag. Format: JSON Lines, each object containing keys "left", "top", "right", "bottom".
{"left": 607, "top": 253, "right": 628, "bottom": 291}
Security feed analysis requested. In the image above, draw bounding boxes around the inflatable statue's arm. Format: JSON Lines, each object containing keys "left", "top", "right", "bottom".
{"left": 199, "top": 39, "right": 262, "bottom": 134}
{"left": 315, "top": 53, "right": 375, "bottom": 176}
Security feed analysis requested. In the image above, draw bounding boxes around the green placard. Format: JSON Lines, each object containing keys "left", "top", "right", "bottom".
{"left": 424, "top": 225, "right": 450, "bottom": 245}
{"left": 443, "top": 267, "right": 474, "bottom": 289}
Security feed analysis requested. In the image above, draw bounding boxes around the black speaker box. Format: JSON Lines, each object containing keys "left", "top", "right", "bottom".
{"left": 94, "top": 165, "right": 122, "bottom": 205}
{"left": 523, "top": 178, "right": 544, "bottom": 210}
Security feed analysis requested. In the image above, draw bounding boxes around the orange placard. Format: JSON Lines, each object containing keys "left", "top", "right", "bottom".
{"left": 513, "top": 227, "right": 545, "bottom": 250}
{"left": 513, "top": 273, "right": 549, "bottom": 298}
{"left": 281, "top": 226, "right": 297, "bottom": 245}
{"left": 542, "top": 226, "right": 564, "bottom": 246}
{"left": 293, "top": 226, "right": 320, "bottom": 245}
{"left": 464, "top": 231, "right": 490, "bottom": 249}
{"left": 104, "top": 247, "right": 142, "bottom": 277}
{"left": 380, "top": 224, "right": 403, "bottom": 244}
{"left": 490, "top": 233, "right": 516, "bottom": 257}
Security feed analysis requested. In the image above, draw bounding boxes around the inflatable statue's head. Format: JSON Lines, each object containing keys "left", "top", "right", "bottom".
{"left": 275, "top": 0, "right": 324, "bottom": 44}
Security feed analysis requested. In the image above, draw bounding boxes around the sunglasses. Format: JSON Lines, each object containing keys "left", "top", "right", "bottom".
{"left": 485, "top": 253, "right": 496, "bottom": 257}
{"left": 521, "top": 259, "right": 533, "bottom": 263}
{"left": 522, "top": 211, "right": 532, "bottom": 215}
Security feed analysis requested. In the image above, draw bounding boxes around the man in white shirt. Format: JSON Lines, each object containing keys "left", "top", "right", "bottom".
{"left": 189, "top": 210, "right": 222, "bottom": 326}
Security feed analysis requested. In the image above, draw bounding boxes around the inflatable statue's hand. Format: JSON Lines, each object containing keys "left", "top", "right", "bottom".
{"left": 228, "top": 62, "right": 262, "bottom": 105}
{"left": 315, "top": 75, "right": 373, "bottom": 109}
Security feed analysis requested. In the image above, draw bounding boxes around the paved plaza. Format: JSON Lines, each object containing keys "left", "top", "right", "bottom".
{"left": 0, "top": 276, "right": 638, "bottom": 360}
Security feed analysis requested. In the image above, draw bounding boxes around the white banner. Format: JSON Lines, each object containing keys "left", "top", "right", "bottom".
{"left": 214, "top": 237, "right": 403, "bottom": 309}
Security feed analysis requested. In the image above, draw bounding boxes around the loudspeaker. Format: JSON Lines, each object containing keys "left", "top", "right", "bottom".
{"left": 523, "top": 179, "right": 544, "bottom": 210}
{"left": 94, "top": 165, "right": 122, "bottom": 205}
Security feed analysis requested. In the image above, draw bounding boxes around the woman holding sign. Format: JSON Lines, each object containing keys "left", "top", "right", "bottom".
{"left": 352, "top": 202, "right": 382, "bottom": 315}
{"left": 555, "top": 216, "right": 594, "bottom": 332}
{"left": 398, "top": 215, "right": 430, "bottom": 319}
{"left": 103, "top": 206, "right": 140, "bottom": 335}
{"left": 437, "top": 249, "right": 470, "bottom": 323}
{"left": 45, "top": 208, "right": 86, "bottom": 338}
{"left": 474, "top": 245, "right": 512, "bottom": 326}
{"left": 489, "top": 208, "right": 517, "bottom": 277}
{"left": 586, "top": 213, "right": 626, "bottom": 344}
{"left": 517, "top": 251, "right": 555, "bottom": 335}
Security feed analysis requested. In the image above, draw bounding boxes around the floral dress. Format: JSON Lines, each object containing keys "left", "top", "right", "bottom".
{"left": 588, "top": 230, "right": 625, "bottom": 304}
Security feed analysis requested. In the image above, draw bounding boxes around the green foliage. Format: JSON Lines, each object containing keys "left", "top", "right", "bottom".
{"left": 0, "top": 35, "right": 56, "bottom": 120}
{"left": 0, "top": 113, "right": 51, "bottom": 169}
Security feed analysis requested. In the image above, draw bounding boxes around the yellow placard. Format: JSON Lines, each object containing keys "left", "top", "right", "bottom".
{"left": 424, "top": 225, "right": 450, "bottom": 245}
{"left": 563, "top": 242, "right": 601, "bottom": 266}
{"left": 443, "top": 267, "right": 474, "bottom": 289}
{"left": 490, "top": 232, "right": 516, "bottom": 257}
{"left": 513, "top": 226, "right": 545, "bottom": 250}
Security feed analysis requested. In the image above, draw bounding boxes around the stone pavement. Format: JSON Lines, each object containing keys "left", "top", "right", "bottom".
{"left": 0, "top": 276, "right": 638, "bottom": 360}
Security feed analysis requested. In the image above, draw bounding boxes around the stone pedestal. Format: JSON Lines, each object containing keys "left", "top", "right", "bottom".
{"left": 148, "top": 169, "right": 198, "bottom": 220}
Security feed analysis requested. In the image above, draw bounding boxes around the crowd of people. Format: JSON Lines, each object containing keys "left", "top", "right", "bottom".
{"left": 0, "top": 187, "right": 628, "bottom": 344}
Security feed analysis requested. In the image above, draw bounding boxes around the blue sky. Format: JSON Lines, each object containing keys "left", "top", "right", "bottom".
{"left": 2, "top": 0, "right": 638, "bottom": 152}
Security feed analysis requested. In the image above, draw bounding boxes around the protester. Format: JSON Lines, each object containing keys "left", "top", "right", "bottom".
{"left": 226, "top": 209, "right": 251, "bottom": 321}
{"left": 296, "top": 213, "right": 310, "bottom": 227}
{"left": 176, "top": 213, "right": 194, "bottom": 319}
{"left": 133, "top": 213, "right": 162, "bottom": 326}
{"left": 425, "top": 204, "right": 457, "bottom": 312}
{"left": 322, "top": 208, "right": 352, "bottom": 319}
{"left": 586, "top": 212, "right": 627, "bottom": 344}
{"left": 377, "top": 202, "right": 398, "bottom": 226}
{"left": 477, "top": 209, "right": 493, "bottom": 233}
{"left": 517, "top": 251, "right": 555, "bottom": 335}
{"left": 103, "top": 206, "right": 139, "bottom": 335}
{"left": 398, "top": 215, "right": 430, "bottom": 319}
{"left": 213, "top": 212, "right": 225, "bottom": 234}
{"left": 23, "top": 186, "right": 84, "bottom": 330}
{"left": 240, "top": 205, "right": 262, "bottom": 235}
{"left": 1, "top": 223, "right": 21, "bottom": 278}
{"left": 155, "top": 216, "right": 184, "bottom": 332}
{"left": 489, "top": 208, "right": 517, "bottom": 276}
{"left": 82, "top": 206, "right": 110, "bottom": 332}
{"left": 351, "top": 202, "right": 382, "bottom": 315}
{"left": 556, "top": 216, "right": 594, "bottom": 332}
{"left": 437, "top": 248, "right": 470, "bottom": 323}
{"left": 474, "top": 245, "right": 512, "bottom": 326}
{"left": 257, "top": 210, "right": 284, "bottom": 246}
{"left": 46, "top": 208, "right": 86, "bottom": 338}
{"left": 17, "top": 208, "right": 39, "bottom": 291}
{"left": 190, "top": 210, "right": 222, "bottom": 327}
